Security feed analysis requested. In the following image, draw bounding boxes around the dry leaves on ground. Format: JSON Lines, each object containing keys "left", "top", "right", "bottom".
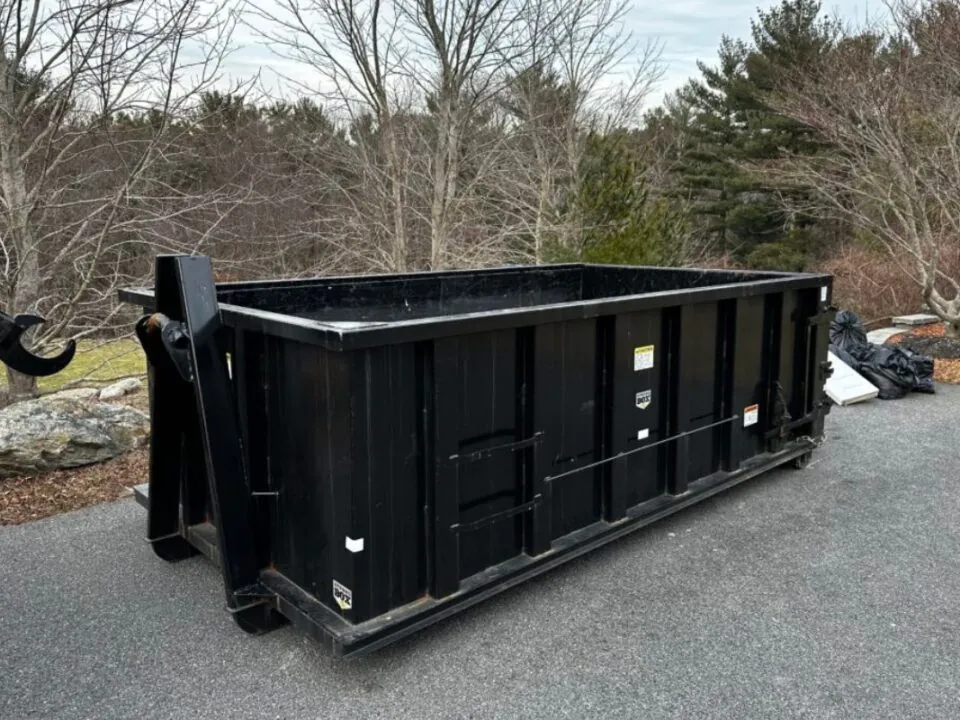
{"left": 889, "top": 323, "right": 947, "bottom": 340}
{"left": 0, "top": 447, "right": 148, "bottom": 526}
{"left": 936, "top": 362, "right": 960, "bottom": 384}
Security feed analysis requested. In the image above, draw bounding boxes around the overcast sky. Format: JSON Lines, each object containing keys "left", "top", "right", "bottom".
{"left": 629, "top": 0, "right": 880, "bottom": 100}
{"left": 222, "top": 0, "right": 883, "bottom": 109}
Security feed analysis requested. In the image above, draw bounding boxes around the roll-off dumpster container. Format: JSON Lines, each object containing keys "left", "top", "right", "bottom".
{"left": 121, "top": 255, "right": 834, "bottom": 658}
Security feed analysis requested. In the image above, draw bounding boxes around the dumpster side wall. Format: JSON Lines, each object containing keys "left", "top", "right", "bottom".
{"left": 250, "top": 283, "right": 829, "bottom": 625}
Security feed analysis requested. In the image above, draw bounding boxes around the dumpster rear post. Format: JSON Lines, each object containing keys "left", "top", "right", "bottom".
{"left": 122, "top": 254, "right": 835, "bottom": 657}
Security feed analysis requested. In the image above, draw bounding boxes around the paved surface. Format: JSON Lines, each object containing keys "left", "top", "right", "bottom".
{"left": 2, "top": 388, "right": 959, "bottom": 720}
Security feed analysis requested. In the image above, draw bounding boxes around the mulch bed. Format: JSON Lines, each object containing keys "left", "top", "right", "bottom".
{"left": 887, "top": 323, "right": 960, "bottom": 385}
{"left": 0, "top": 448, "right": 148, "bottom": 526}
{"left": 0, "top": 390, "right": 151, "bottom": 526}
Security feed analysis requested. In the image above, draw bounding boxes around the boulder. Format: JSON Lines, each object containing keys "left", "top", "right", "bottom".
{"left": 0, "top": 392, "right": 149, "bottom": 477}
{"left": 99, "top": 378, "right": 143, "bottom": 401}
{"left": 50, "top": 387, "right": 101, "bottom": 402}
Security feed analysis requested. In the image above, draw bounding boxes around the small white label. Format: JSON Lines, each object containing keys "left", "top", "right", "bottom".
{"left": 634, "top": 345, "right": 655, "bottom": 371}
{"left": 744, "top": 404, "right": 759, "bottom": 427}
{"left": 637, "top": 428, "right": 650, "bottom": 440}
{"left": 333, "top": 580, "right": 353, "bottom": 611}
{"left": 820, "top": 286, "right": 828, "bottom": 302}
{"left": 345, "top": 536, "right": 364, "bottom": 553}
{"left": 636, "top": 389, "right": 652, "bottom": 409}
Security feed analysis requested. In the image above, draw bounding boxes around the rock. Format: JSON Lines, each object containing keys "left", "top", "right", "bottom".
{"left": 47, "top": 387, "right": 101, "bottom": 402}
{"left": 99, "top": 378, "right": 143, "bottom": 401}
{"left": 0, "top": 394, "right": 149, "bottom": 478}
{"left": 892, "top": 313, "right": 940, "bottom": 327}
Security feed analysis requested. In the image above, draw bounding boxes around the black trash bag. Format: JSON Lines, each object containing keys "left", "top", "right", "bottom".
{"left": 901, "top": 346, "right": 936, "bottom": 394}
{"left": 830, "top": 309, "right": 869, "bottom": 351}
{"left": 859, "top": 344, "right": 913, "bottom": 400}
{"left": 828, "top": 309, "right": 935, "bottom": 399}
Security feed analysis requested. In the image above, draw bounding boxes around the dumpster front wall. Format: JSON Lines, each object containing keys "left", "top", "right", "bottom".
{"left": 259, "top": 337, "right": 426, "bottom": 623}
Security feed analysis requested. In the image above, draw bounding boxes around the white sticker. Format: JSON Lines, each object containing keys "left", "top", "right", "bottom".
{"left": 744, "top": 404, "right": 759, "bottom": 427}
{"left": 333, "top": 580, "right": 353, "bottom": 611}
{"left": 820, "top": 286, "right": 828, "bottom": 302}
{"left": 636, "top": 389, "right": 652, "bottom": 409}
{"left": 637, "top": 428, "right": 650, "bottom": 440}
{"left": 634, "top": 345, "right": 655, "bottom": 371}
{"left": 345, "top": 536, "right": 364, "bottom": 553}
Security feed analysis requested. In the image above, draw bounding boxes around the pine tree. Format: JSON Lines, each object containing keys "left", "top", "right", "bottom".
{"left": 674, "top": 0, "right": 839, "bottom": 268}
{"left": 545, "top": 131, "right": 689, "bottom": 266}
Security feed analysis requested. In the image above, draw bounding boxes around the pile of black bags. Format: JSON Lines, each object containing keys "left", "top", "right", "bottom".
{"left": 829, "top": 310, "right": 935, "bottom": 399}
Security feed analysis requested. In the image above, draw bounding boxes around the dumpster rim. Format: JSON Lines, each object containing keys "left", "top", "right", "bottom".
{"left": 120, "top": 266, "right": 831, "bottom": 351}
{"left": 122, "top": 260, "right": 809, "bottom": 299}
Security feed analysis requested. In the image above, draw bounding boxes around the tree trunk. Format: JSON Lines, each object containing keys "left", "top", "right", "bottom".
{"left": 534, "top": 167, "right": 552, "bottom": 264}
{"left": 924, "top": 287, "right": 960, "bottom": 339}
{"left": 383, "top": 118, "right": 407, "bottom": 272}
{"left": 5, "top": 364, "right": 38, "bottom": 401}
{"left": 5, "top": 258, "right": 41, "bottom": 401}
{"left": 0, "top": 106, "right": 40, "bottom": 400}
{"left": 430, "top": 96, "right": 460, "bottom": 270}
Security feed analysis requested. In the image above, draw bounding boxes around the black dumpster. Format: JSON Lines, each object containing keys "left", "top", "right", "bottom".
{"left": 120, "top": 255, "right": 834, "bottom": 657}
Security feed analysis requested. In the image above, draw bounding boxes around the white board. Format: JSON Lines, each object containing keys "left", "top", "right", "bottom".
{"left": 825, "top": 351, "right": 879, "bottom": 406}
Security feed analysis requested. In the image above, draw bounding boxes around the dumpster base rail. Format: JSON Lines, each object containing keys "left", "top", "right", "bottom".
{"left": 131, "top": 438, "right": 816, "bottom": 658}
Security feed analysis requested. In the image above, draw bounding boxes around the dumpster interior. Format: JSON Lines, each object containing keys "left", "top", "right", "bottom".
{"left": 215, "top": 264, "right": 792, "bottom": 325}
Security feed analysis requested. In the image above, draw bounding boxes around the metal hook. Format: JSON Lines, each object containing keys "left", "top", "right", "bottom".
{"left": 0, "top": 311, "right": 77, "bottom": 377}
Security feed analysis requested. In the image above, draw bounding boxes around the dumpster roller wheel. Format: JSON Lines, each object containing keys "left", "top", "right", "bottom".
{"left": 232, "top": 603, "right": 287, "bottom": 635}
{"left": 151, "top": 535, "right": 199, "bottom": 563}
{"left": 791, "top": 452, "right": 813, "bottom": 470}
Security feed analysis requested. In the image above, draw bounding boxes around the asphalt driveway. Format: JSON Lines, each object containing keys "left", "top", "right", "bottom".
{"left": 2, "top": 387, "right": 959, "bottom": 719}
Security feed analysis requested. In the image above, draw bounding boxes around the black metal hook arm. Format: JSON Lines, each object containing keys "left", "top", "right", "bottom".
{"left": 0, "top": 312, "right": 76, "bottom": 377}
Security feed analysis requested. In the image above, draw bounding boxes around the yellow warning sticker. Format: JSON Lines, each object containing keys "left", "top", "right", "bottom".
{"left": 634, "top": 345, "right": 654, "bottom": 371}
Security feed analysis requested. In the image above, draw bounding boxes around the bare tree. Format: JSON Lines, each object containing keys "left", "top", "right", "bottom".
{"left": 249, "top": 0, "right": 414, "bottom": 272}
{"left": 395, "top": 0, "right": 532, "bottom": 268}
{"left": 0, "top": 0, "right": 241, "bottom": 399}
{"left": 251, "top": 0, "right": 542, "bottom": 270}
{"left": 500, "top": 0, "right": 664, "bottom": 262}
{"left": 757, "top": 0, "right": 960, "bottom": 335}
{"left": 249, "top": 0, "right": 666, "bottom": 274}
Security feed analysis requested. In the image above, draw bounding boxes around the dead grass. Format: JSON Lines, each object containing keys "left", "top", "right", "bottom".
{"left": 0, "top": 338, "right": 146, "bottom": 395}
